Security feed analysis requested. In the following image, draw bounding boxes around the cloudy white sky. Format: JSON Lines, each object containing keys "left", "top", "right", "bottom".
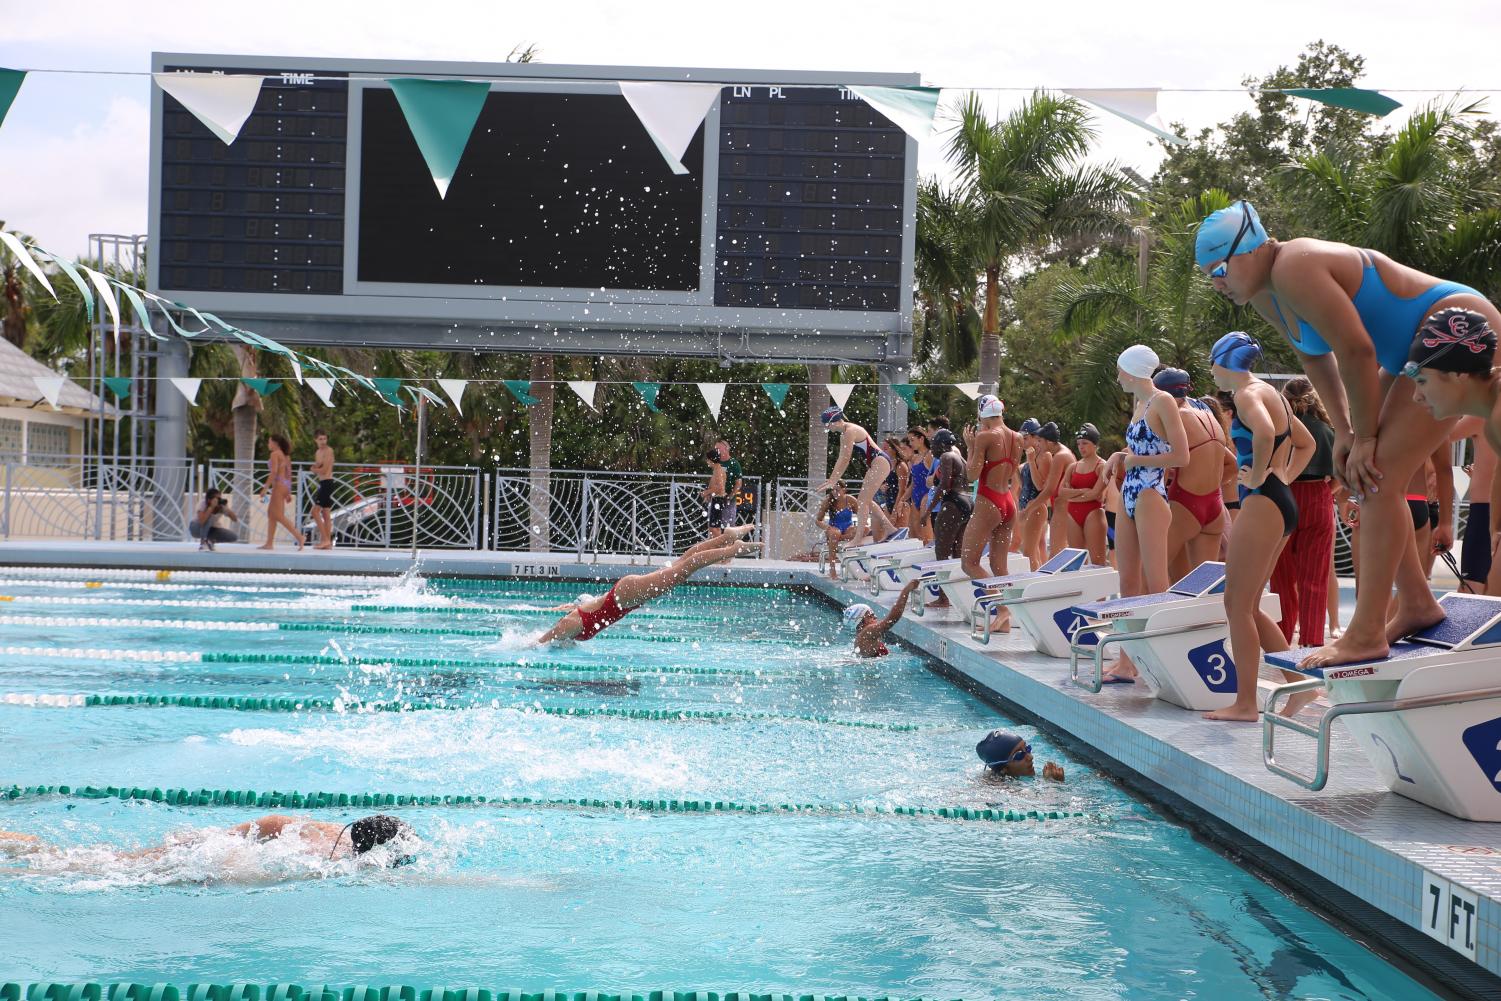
{"left": 2, "top": 0, "right": 1499, "bottom": 256}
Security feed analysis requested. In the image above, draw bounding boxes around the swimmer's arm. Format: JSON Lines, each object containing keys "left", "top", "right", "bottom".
{"left": 1276, "top": 263, "right": 1380, "bottom": 439}
{"left": 823, "top": 431, "right": 856, "bottom": 485}
{"left": 228, "top": 814, "right": 296, "bottom": 840}
{"left": 1285, "top": 410, "right": 1317, "bottom": 482}
{"left": 1078, "top": 464, "right": 1109, "bottom": 503}
{"left": 1488, "top": 416, "right": 1501, "bottom": 535}
{"left": 1127, "top": 395, "right": 1189, "bottom": 469}
{"left": 1237, "top": 391, "right": 1276, "bottom": 488}
{"left": 1434, "top": 442, "right": 1455, "bottom": 542}
{"left": 871, "top": 580, "right": 921, "bottom": 635}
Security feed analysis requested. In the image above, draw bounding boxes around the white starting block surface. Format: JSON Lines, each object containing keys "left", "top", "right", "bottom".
{"left": 834, "top": 531, "right": 920, "bottom": 581}
{"left": 866, "top": 543, "right": 938, "bottom": 595}
{"left": 968, "top": 549, "right": 1120, "bottom": 657}
{"left": 1265, "top": 593, "right": 1501, "bottom": 823}
{"left": 1067, "top": 562, "right": 1280, "bottom": 709}
{"left": 904, "top": 546, "right": 1024, "bottom": 617}
{"left": 931, "top": 553, "right": 1032, "bottom": 610}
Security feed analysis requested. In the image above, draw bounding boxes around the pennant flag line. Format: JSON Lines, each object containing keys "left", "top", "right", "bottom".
{"left": 1280, "top": 87, "right": 1401, "bottom": 117}
{"left": 371, "top": 378, "right": 403, "bottom": 406}
{"left": 0, "top": 231, "right": 54, "bottom": 299}
{"left": 890, "top": 384, "right": 919, "bottom": 408}
{"left": 697, "top": 382, "right": 727, "bottom": 421}
{"left": 241, "top": 377, "right": 281, "bottom": 398}
{"left": 503, "top": 379, "right": 540, "bottom": 406}
{"left": 567, "top": 381, "right": 599, "bottom": 411}
{"left": 847, "top": 85, "right": 941, "bottom": 143}
{"left": 761, "top": 382, "right": 790, "bottom": 408}
{"left": 406, "top": 385, "right": 448, "bottom": 409}
{"left": 167, "top": 377, "right": 202, "bottom": 406}
{"left": 102, "top": 376, "right": 131, "bottom": 399}
{"left": 633, "top": 381, "right": 661, "bottom": 413}
{"left": 953, "top": 383, "right": 982, "bottom": 400}
{"left": 305, "top": 378, "right": 337, "bottom": 408}
{"left": 32, "top": 376, "right": 65, "bottom": 409}
{"left": 0, "top": 69, "right": 25, "bottom": 133}
{"left": 153, "top": 73, "right": 265, "bottom": 146}
{"left": 618, "top": 81, "right": 720, "bottom": 175}
{"left": 436, "top": 378, "right": 467, "bottom": 414}
{"left": 38, "top": 251, "right": 95, "bottom": 324}
{"left": 1063, "top": 89, "right": 1188, "bottom": 147}
{"left": 387, "top": 78, "right": 491, "bottom": 198}
{"left": 81, "top": 266, "right": 122, "bottom": 347}
{"left": 826, "top": 383, "right": 855, "bottom": 410}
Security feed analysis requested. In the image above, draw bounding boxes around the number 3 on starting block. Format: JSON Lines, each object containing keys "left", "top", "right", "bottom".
{"left": 1421, "top": 869, "right": 1478, "bottom": 959}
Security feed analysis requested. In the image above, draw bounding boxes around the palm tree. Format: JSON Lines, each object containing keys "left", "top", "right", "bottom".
{"left": 939, "top": 91, "right": 1134, "bottom": 391}
{"left": 913, "top": 180, "right": 981, "bottom": 371}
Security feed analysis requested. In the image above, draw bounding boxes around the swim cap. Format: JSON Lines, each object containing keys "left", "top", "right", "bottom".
{"left": 1195, "top": 200, "right": 1266, "bottom": 268}
{"left": 976, "top": 729, "right": 1027, "bottom": 768}
{"left": 1075, "top": 423, "right": 1101, "bottom": 444}
{"left": 341, "top": 814, "right": 417, "bottom": 866}
{"left": 931, "top": 428, "right": 957, "bottom": 452}
{"left": 977, "top": 394, "right": 1004, "bottom": 419}
{"left": 1152, "top": 367, "right": 1191, "bottom": 399}
{"left": 1039, "top": 422, "right": 1061, "bottom": 443}
{"left": 843, "top": 603, "right": 873, "bottom": 630}
{"left": 1405, "top": 307, "right": 1497, "bottom": 376}
{"left": 820, "top": 405, "right": 844, "bottom": 426}
{"left": 1117, "top": 344, "right": 1159, "bottom": 378}
{"left": 1019, "top": 417, "right": 1042, "bottom": 436}
{"left": 1211, "top": 331, "right": 1262, "bottom": 372}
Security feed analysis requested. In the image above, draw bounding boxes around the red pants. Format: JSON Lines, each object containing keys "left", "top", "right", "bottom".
{"left": 1269, "top": 479, "right": 1334, "bottom": 647}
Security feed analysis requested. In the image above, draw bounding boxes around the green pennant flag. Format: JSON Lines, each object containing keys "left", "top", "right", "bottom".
{"left": 0, "top": 69, "right": 24, "bottom": 132}
{"left": 371, "top": 378, "right": 403, "bottom": 406}
{"left": 761, "top": 382, "right": 790, "bottom": 408}
{"left": 240, "top": 377, "right": 281, "bottom": 398}
{"left": 387, "top": 78, "right": 491, "bottom": 199}
{"left": 503, "top": 379, "right": 540, "bottom": 406}
{"left": 891, "top": 383, "right": 919, "bottom": 408}
{"left": 633, "top": 381, "right": 661, "bottom": 413}
{"left": 101, "top": 376, "right": 131, "bottom": 398}
{"left": 1280, "top": 88, "right": 1400, "bottom": 117}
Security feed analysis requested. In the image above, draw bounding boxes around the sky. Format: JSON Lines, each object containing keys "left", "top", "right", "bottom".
{"left": 2, "top": 0, "right": 1500, "bottom": 257}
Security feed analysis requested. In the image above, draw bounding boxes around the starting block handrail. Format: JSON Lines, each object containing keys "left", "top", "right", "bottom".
{"left": 1068, "top": 620, "right": 1223, "bottom": 693}
{"left": 971, "top": 588, "right": 1087, "bottom": 645}
{"left": 1263, "top": 680, "right": 1501, "bottom": 791}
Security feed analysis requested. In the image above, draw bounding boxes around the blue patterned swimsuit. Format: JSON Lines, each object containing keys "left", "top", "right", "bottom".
{"left": 1122, "top": 413, "right": 1172, "bottom": 519}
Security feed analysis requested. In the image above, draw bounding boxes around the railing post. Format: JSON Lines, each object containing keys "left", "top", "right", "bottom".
{"left": 667, "top": 478, "right": 676, "bottom": 557}
{"left": 473, "top": 470, "right": 483, "bottom": 550}
{"left": 578, "top": 476, "right": 590, "bottom": 558}
{"left": 2, "top": 461, "right": 10, "bottom": 539}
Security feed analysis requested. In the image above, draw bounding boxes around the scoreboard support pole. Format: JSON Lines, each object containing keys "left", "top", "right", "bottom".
{"left": 877, "top": 361, "right": 909, "bottom": 443}
{"left": 152, "top": 337, "right": 191, "bottom": 541}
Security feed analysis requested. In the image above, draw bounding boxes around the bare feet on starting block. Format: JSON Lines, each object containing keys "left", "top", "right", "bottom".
{"left": 1203, "top": 703, "right": 1260, "bottom": 722}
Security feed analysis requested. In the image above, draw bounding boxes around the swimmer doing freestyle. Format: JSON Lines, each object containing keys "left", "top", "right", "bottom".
{"left": 1197, "top": 200, "right": 1501, "bottom": 668}
{"left": 535, "top": 524, "right": 759, "bottom": 644}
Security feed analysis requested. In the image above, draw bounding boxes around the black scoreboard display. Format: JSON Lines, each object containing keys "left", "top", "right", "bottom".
{"left": 149, "top": 55, "right": 917, "bottom": 357}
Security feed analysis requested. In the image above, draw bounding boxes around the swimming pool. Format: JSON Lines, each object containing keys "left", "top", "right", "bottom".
{"left": 0, "top": 570, "right": 1440, "bottom": 999}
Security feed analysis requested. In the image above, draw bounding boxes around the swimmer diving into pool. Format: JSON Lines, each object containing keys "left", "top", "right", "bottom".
{"left": 535, "top": 524, "right": 760, "bottom": 644}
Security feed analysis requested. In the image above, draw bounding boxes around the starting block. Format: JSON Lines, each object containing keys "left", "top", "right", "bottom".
{"left": 1263, "top": 593, "right": 1501, "bottom": 821}
{"left": 1067, "top": 562, "right": 1279, "bottom": 709}
{"left": 927, "top": 553, "right": 1032, "bottom": 612}
{"left": 819, "top": 529, "right": 914, "bottom": 579}
{"left": 866, "top": 543, "right": 939, "bottom": 595}
{"left": 968, "top": 549, "right": 1119, "bottom": 657}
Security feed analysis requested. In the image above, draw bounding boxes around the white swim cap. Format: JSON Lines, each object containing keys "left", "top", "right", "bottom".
{"left": 843, "top": 603, "right": 873, "bottom": 629}
{"left": 977, "top": 394, "right": 1004, "bottom": 419}
{"left": 1117, "top": 344, "right": 1159, "bottom": 379}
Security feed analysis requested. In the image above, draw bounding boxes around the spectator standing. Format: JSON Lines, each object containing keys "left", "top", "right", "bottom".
{"left": 701, "top": 450, "right": 729, "bottom": 537}
{"left": 311, "top": 430, "right": 336, "bottom": 550}
{"left": 715, "top": 441, "right": 744, "bottom": 527}
{"left": 1268, "top": 378, "right": 1337, "bottom": 647}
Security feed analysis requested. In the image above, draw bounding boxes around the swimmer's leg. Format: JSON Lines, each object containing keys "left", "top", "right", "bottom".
{"left": 616, "top": 530, "right": 752, "bottom": 606}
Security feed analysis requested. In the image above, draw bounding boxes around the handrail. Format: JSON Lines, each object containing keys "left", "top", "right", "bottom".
{"left": 971, "top": 587, "right": 1086, "bottom": 645}
{"left": 1068, "top": 620, "right": 1223, "bottom": 693}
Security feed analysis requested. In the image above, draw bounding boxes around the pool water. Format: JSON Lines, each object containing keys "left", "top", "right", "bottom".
{"left": 0, "top": 571, "right": 1438, "bottom": 1000}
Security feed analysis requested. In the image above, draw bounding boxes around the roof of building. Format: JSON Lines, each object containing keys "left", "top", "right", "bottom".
{"left": 0, "top": 338, "right": 116, "bottom": 417}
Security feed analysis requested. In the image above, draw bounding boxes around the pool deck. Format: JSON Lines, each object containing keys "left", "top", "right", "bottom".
{"left": 4, "top": 540, "right": 1501, "bottom": 996}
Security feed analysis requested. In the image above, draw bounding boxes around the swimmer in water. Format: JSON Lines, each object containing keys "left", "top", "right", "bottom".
{"left": 976, "top": 729, "right": 1064, "bottom": 782}
{"left": 535, "top": 523, "right": 760, "bottom": 644}
{"left": 843, "top": 578, "right": 921, "bottom": 658}
{"left": 0, "top": 813, "right": 417, "bottom": 867}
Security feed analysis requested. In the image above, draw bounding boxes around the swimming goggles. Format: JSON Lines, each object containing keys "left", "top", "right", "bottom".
{"left": 1208, "top": 202, "right": 1253, "bottom": 279}
{"left": 1400, "top": 330, "right": 1491, "bottom": 379}
{"left": 991, "top": 741, "right": 1031, "bottom": 768}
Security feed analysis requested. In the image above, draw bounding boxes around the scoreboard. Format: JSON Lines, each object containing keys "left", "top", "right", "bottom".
{"left": 149, "top": 55, "right": 918, "bottom": 363}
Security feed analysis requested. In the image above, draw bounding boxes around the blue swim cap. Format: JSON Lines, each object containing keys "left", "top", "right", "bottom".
{"left": 1211, "top": 331, "right": 1262, "bottom": 372}
{"left": 1152, "top": 367, "right": 1191, "bottom": 398}
{"left": 820, "top": 405, "right": 844, "bottom": 426}
{"left": 976, "top": 729, "right": 1027, "bottom": 768}
{"left": 1195, "top": 201, "right": 1266, "bottom": 269}
{"left": 1019, "top": 417, "right": 1042, "bottom": 436}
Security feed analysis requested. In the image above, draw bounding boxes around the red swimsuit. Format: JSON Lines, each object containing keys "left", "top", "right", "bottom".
{"left": 977, "top": 457, "right": 1017, "bottom": 521}
{"left": 575, "top": 586, "right": 632, "bottom": 641}
{"left": 1167, "top": 410, "right": 1226, "bottom": 529}
{"left": 1065, "top": 466, "right": 1104, "bottom": 527}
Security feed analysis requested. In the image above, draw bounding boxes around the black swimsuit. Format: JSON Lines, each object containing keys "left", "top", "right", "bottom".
{"left": 1232, "top": 395, "right": 1299, "bottom": 537}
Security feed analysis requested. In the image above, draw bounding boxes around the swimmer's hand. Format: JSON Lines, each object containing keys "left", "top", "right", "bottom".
{"left": 1041, "top": 762, "right": 1065, "bottom": 782}
{"left": 1344, "top": 434, "right": 1382, "bottom": 496}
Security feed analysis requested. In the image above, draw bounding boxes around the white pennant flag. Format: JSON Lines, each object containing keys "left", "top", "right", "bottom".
{"left": 306, "top": 377, "right": 337, "bottom": 408}
{"left": 80, "top": 266, "right": 121, "bottom": 347}
{"left": 618, "top": 82, "right": 720, "bottom": 175}
{"left": 168, "top": 377, "right": 202, "bottom": 406}
{"left": 436, "top": 378, "right": 468, "bottom": 414}
{"left": 568, "top": 381, "right": 599, "bottom": 411}
{"left": 32, "top": 375, "right": 65, "bottom": 409}
{"left": 697, "top": 382, "right": 727, "bottom": 421}
{"left": 953, "top": 382, "right": 982, "bottom": 400}
{"left": 827, "top": 383, "right": 855, "bottom": 410}
{"left": 0, "top": 232, "right": 56, "bottom": 300}
{"left": 847, "top": 85, "right": 942, "bottom": 142}
{"left": 154, "top": 73, "right": 265, "bottom": 146}
{"left": 1063, "top": 89, "right": 1188, "bottom": 147}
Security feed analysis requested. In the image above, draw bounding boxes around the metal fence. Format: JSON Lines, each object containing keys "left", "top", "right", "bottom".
{"left": 0, "top": 458, "right": 194, "bottom": 542}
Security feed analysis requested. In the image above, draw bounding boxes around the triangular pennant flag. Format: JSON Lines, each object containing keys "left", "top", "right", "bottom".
{"left": 953, "top": 382, "right": 982, "bottom": 400}
{"left": 847, "top": 85, "right": 942, "bottom": 142}
{"left": 436, "top": 378, "right": 468, "bottom": 414}
{"left": 32, "top": 375, "right": 65, "bottom": 409}
{"left": 404, "top": 385, "right": 448, "bottom": 409}
{"left": 167, "top": 377, "right": 202, "bottom": 406}
{"left": 618, "top": 81, "right": 720, "bottom": 175}
{"left": 111, "top": 281, "right": 163, "bottom": 340}
{"left": 371, "top": 377, "right": 403, "bottom": 406}
{"left": 80, "top": 266, "right": 122, "bottom": 347}
{"left": 1280, "top": 87, "right": 1401, "bottom": 117}
{"left": 240, "top": 377, "right": 281, "bottom": 398}
{"left": 102, "top": 376, "right": 131, "bottom": 398}
{"left": 0, "top": 69, "right": 25, "bottom": 133}
{"left": 568, "top": 381, "right": 599, "bottom": 411}
{"left": 37, "top": 251, "right": 94, "bottom": 324}
{"left": 1063, "top": 89, "right": 1188, "bottom": 147}
{"left": 0, "top": 232, "right": 55, "bottom": 300}
{"left": 306, "top": 377, "right": 337, "bottom": 408}
{"left": 503, "top": 379, "right": 540, "bottom": 406}
{"left": 698, "top": 382, "right": 727, "bottom": 421}
{"left": 827, "top": 383, "right": 855, "bottom": 410}
{"left": 761, "top": 382, "right": 790, "bottom": 408}
{"left": 633, "top": 381, "right": 661, "bottom": 413}
{"left": 890, "top": 383, "right": 919, "bottom": 408}
{"left": 153, "top": 72, "right": 265, "bottom": 146}
{"left": 387, "top": 78, "right": 491, "bottom": 198}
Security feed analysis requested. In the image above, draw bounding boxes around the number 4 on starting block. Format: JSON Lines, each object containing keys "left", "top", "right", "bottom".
{"left": 1420, "top": 869, "right": 1478, "bottom": 959}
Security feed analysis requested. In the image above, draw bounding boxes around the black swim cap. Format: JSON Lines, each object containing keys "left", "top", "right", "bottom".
{"left": 1153, "top": 367, "right": 1192, "bottom": 399}
{"left": 344, "top": 814, "right": 415, "bottom": 865}
{"left": 1075, "top": 423, "right": 1100, "bottom": 444}
{"left": 1405, "top": 308, "right": 1496, "bottom": 376}
{"left": 1039, "top": 422, "right": 1061, "bottom": 443}
{"left": 976, "top": 729, "right": 1026, "bottom": 768}
{"left": 931, "top": 428, "right": 957, "bottom": 452}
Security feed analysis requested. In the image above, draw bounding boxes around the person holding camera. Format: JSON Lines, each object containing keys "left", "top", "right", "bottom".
{"left": 191, "top": 489, "right": 240, "bottom": 551}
